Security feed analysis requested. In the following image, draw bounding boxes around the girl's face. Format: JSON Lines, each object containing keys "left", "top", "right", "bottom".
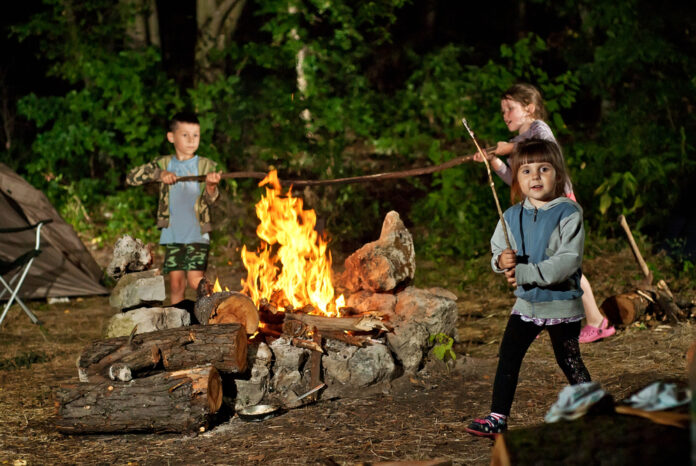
{"left": 517, "top": 161, "right": 557, "bottom": 207}
{"left": 501, "top": 98, "right": 534, "bottom": 134}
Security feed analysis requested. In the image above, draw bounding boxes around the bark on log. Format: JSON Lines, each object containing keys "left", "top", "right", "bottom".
{"left": 195, "top": 278, "right": 259, "bottom": 333}
{"left": 284, "top": 312, "right": 390, "bottom": 333}
{"left": 55, "top": 365, "right": 223, "bottom": 434}
{"left": 78, "top": 324, "right": 247, "bottom": 382}
{"left": 491, "top": 415, "right": 688, "bottom": 466}
{"left": 599, "top": 291, "right": 651, "bottom": 326}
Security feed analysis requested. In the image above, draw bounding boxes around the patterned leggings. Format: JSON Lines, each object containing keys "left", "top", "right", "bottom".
{"left": 491, "top": 314, "right": 591, "bottom": 416}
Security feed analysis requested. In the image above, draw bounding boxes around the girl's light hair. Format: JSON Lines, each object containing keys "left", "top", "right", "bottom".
{"left": 509, "top": 139, "right": 569, "bottom": 203}
{"left": 502, "top": 83, "right": 547, "bottom": 121}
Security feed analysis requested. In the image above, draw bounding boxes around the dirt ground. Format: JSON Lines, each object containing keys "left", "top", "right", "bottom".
{"left": 1, "top": 240, "right": 695, "bottom": 465}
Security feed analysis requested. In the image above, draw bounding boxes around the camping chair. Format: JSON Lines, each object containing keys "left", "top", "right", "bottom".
{"left": 0, "top": 219, "right": 53, "bottom": 327}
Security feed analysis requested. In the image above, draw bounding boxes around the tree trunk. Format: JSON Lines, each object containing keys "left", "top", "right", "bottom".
{"left": 491, "top": 415, "right": 689, "bottom": 466}
{"left": 55, "top": 365, "right": 222, "bottom": 434}
{"left": 120, "top": 0, "right": 160, "bottom": 48}
{"left": 77, "top": 323, "right": 247, "bottom": 382}
{"left": 195, "top": 0, "right": 247, "bottom": 83}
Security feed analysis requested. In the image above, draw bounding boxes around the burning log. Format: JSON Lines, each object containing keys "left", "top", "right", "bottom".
{"left": 55, "top": 365, "right": 222, "bottom": 434}
{"left": 195, "top": 277, "right": 259, "bottom": 333}
{"left": 285, "top": 311, "right": 391, "bottom": 333}
{"left": 77, "top": 324, "right": 247, "bottom": 382}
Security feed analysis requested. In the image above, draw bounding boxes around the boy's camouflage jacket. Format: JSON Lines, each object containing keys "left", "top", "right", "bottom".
{"left": 126, "top": 155, "right": 219, "bottom": 233}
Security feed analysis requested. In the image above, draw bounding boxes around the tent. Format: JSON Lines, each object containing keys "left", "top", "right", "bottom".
{"left": 0, "top": 163, "right": 108, "bottom": 299}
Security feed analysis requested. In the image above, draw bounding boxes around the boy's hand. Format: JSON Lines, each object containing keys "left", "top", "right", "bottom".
{"left": 160, "top": 170, "right": 177, "bottom": 185}
{"left": 206, "top": 171, "right": 222, "bottom": 194}
{"left": 497, "top": 248, "right": 517, "bottom": 270}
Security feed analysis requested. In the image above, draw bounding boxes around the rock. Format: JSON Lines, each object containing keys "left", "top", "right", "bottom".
{"left": 270, "top": 337, "right": 310, "bottom": 370}
{"left": 338, "top": 211, "right": 415, "bottom": 293}
{"left": 386, "top": 286, "right": 458, "bottom": 373}
{"left": 106, "top": 235, "right": 152, "bottom": 280}
{"left": 109, "top": 269, "right": 165, "bottom": 310}
{"left": 104, "top": 306, "right": 190, "bottom": 338}
{"left": 232, "top": 343, "right": 272, "bottom": 410}
{"left": 322, "top": 339, "right": 396, "bottom": 389}
{"left": 346, "top": 290, "right": 397, "bottom": 318}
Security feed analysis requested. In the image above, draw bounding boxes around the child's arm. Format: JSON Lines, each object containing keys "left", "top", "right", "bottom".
{"left": 514, "top": 209, "right": 584, "bottom": 287}
{"left": 473, "top": 144, "right": 513, "bottom": 186}
{"left": 126, "top": 159, "right": 164, "bottom": 186}
{"left": 205, "top": 171, "right": 221, "bottom": 200}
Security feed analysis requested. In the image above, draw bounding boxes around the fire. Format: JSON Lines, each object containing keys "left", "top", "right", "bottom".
{"left": 241, "top": 170, "right": 344, "bottom": 317}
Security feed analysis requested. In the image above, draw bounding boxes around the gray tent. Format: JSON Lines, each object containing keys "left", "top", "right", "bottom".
{"left": 0, "top": 163, "right": 108, "bottom": 299}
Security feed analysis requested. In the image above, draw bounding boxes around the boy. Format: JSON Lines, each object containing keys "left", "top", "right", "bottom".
{"left": 126, "top": 112, "right": 222, "bottom": 305}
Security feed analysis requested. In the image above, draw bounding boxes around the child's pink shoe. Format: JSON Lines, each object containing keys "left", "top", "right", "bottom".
{"left": 579, "top": 318, "right": 615, "bottom": 343}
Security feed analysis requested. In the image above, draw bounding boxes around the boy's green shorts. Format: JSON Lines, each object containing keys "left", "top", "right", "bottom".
{"left": 163, "top": 243, "right": 209, "bottom": 274}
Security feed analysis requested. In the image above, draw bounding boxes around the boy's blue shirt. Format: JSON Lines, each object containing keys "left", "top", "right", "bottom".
{"left": 490, "top": 196, "right": 585, "bottom": 319}
{"left": 160, "top": 156, "right": 209, "bottom": 245}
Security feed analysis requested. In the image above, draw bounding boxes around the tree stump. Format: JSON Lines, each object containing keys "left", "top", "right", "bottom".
{"left": 491, "top": 415, "right": 688, "bottom": 465}
{"left": 77, "top": 324, "right": 247, "bottom": 382}
{"left": 55, "top": 365, "right": 222, "bottom": 434}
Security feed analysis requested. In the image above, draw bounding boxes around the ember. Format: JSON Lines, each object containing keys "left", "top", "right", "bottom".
{"left": 240, "top": 170, "right": 344, "bottom": 317}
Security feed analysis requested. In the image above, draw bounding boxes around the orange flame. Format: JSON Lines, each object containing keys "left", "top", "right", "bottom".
{"left": 241, "top": 170, "right": 343, "bottom": 317}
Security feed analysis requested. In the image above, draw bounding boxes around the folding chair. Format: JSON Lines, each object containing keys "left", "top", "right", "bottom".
{"left": 0, "top": 219, "right": 53, "bottom": 327}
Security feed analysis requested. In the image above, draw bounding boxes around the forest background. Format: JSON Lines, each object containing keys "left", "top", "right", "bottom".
{"left": 1, "top": 0, "right": 695, "bottom": 276}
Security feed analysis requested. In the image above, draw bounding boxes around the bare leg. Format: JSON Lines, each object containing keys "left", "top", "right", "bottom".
{"left": 169, "top": 270, "right": 186, "bottom": 305}
{"left": 186, "top": 270, "right": 205, "bottom": 294}
{"left": 581, "top": 274, "right": 604, "bottom": 327}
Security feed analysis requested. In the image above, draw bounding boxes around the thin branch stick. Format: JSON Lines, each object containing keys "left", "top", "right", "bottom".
{"left": 461, "top": 118, "right": 511, "bottom": 249}
{"left": 158, "top": 147, "right": 495, "bottom": 186}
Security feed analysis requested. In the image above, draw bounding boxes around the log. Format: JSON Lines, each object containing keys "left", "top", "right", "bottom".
{"left": 284, "top": 312, "right": 391, "bottom": 333}
{"left": 599, "top": 291, "right": 651, "bottom": 326}
{"left": 55, "top": 365, "right": 222, "bottom": 434}
{"left": 491, "top": 415, "right": 689, "bottom": 466}
{"left": 195, "top": 278, "right": 259, "bottom": 333}
{"left": 77, "top": 324, "right": 247, "bottom": 382}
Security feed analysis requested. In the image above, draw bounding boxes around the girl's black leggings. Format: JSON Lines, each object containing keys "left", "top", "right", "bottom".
{"left": 491, "top": 313, "right": 591, "bottom": 416}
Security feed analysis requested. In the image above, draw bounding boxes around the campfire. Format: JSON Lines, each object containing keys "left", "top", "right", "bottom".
{"left": 240, "top": 170, "right": 344, "bottom": 317}
{"left": 55, "top": 175, "right": 459, "bottom": 435}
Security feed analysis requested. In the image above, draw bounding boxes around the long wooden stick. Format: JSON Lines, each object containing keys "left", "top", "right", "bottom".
{"left": 461, "top": 118, "right": 511, "bottom": 249}
{"left": 618, "top": 214, "right": 652, "bottom": 282}
{"left": 161, "top": 147, "right": 495, "bottom": 186}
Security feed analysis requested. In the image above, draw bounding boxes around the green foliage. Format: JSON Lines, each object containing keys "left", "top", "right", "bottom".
{"left": 428, "top": 333, "right": 456, "bottom": 362}
{"left": 6, "top": 0, "right": 695, "bottom": 262}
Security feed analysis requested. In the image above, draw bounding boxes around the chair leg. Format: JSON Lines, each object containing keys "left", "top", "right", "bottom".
{"left": 0, "top": 261, "right": 42, "bottom": 327}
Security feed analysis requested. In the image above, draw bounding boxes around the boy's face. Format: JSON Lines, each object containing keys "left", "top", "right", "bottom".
{"left": 167, "top": 122, "right": 200, "bottom": 160}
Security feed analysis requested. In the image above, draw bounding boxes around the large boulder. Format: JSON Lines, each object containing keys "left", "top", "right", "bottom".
{"left": 322, "top": 339, "right": 396, "bottom": 392}
{"left": 338, "top": 211, "right": 415, "bottom": 293}
{"left": 109, "top": 269, "right": 165, "bottom": 311}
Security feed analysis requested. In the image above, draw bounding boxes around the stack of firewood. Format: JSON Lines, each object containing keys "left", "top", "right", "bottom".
{"left": 600, "top": 216, "right": 695, "bottom": 327}
{"left": 54, "top": 276, "right": 261, "bottom": 434}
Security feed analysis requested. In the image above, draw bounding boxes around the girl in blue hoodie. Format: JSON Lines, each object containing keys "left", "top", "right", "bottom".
{"left": 466, "top": 139, "right": 592, "bottom": 438}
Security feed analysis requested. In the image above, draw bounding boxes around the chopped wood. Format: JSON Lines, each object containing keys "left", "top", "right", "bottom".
{"left": 285, "top": 312, "right": 391, "bottom": 333}
{"left": 308, "top": 329, "right": 322, "bottom": 398}
{"left": 600, "top": 292, "right": 651, "bottom": 326}
{"left": 77, "top": 324, "right": 247, "bottom": 382}
{"left": 55, "top": 365, "right": 222, "bottom": 434}
{"left": 322, "top": 330, "right": 372, "bottom": 347}
{"left": 291, "top": 337, "right": 323, "bottom": 353}
{"left": 195, "top": 277, "right": 259, "bottom": 333}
